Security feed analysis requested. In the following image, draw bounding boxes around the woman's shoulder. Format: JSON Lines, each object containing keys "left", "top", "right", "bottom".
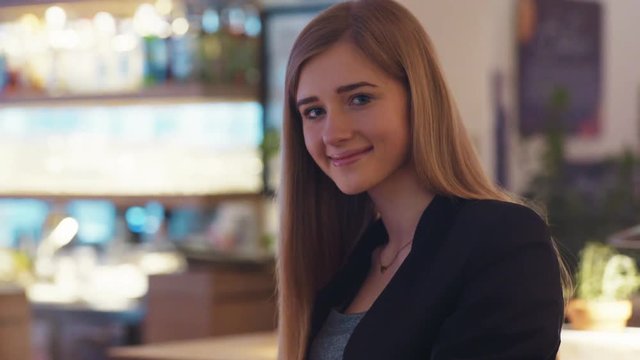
{"left": 443, "top": 197, "right": 559, "bottom": 287}
{"left": 455, "top": 197, "right": 546, "bottom": 229}
{"left": 450, "top": 197, "right": 550, "bottom": 247}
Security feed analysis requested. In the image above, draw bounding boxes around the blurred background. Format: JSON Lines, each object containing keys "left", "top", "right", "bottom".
{"left": 0, "top": 0, "right": 638, "bottom": 359}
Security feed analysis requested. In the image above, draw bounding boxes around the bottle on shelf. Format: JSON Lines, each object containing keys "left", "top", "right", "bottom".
{"left": 221, "top": 1, "right": 261, "bottom": 87}
{"left": 168, "top": 4, "right": 198, "bottom": 82}
{"left": 199, "top": 5, "right": 223, "bottom": 84}
{"left": 134, "top": 4, "right": 171, "bottom": 85}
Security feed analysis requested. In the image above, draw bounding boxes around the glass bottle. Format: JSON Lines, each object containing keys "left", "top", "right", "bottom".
{"left": 199, "top": 6, "right": 223, "bottom": 84}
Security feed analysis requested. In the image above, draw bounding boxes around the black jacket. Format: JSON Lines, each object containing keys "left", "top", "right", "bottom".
{"left": 307, "top": 195, "right": 564, "bottom": 359}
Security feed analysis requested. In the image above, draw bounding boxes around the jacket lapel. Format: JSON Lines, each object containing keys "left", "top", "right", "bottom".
{"left": 307, "top": 195, "right": 465, "bottom": 358}
{"left": 343, "top": 195, "right": 464, "bottom": 357}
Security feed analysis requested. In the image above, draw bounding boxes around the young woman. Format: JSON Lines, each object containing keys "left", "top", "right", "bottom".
{"left": 277, "top": 1, "right": 568, "bottom": 359}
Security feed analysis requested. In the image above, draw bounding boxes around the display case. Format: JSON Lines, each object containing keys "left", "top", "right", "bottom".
{"left": 0, "top": 1, "right": 270, "bottom": 358}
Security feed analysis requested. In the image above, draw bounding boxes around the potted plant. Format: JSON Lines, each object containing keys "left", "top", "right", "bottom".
{"left": 566, "top": 242, "right": 640, "bottom": 330}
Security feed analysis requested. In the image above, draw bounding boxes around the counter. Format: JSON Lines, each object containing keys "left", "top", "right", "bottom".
{"left": 0, "top": 285, "right": 31, "bottom": 360}
{"left": 558, "top": 327, "right": 640, "bottom": 360}
{"left": 109, "top": 327, "right": 640, "bottom": 360}
{"left": 109, "top": 331, "right": 276, "bottom": 360}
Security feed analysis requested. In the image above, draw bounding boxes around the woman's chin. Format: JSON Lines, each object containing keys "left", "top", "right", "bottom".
{"left": 334, "top": 181, "right": 369, "bottom": 196}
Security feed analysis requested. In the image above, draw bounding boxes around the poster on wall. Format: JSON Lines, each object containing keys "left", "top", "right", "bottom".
{"left": 517, "top": 0, "right": 601, "bottom": 138}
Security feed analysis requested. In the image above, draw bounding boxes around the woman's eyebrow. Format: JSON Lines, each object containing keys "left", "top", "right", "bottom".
{"left": 336, "top": 81, "right": 378, "bottom": 94}
{"left": 296, "top": 96, "right": 319, "bottom": 108}
{"left": 296, "top": 82, "right": 378, "bottom": 108}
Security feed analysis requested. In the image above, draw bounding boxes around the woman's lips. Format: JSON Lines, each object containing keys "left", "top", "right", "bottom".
{"left": 329, "top": 146, "right": 373, "bottom": 167}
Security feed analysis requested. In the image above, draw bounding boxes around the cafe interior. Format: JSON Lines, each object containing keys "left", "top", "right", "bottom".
{"left": 0, "top": 0, "right": 639, "bottom": 359}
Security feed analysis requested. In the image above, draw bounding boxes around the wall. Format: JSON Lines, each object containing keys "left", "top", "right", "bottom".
{"left": 397, "top": 0, "right": 496, "bottom": 176}
{"left": 400, "top": 0, "right": 640, "bottom": 192}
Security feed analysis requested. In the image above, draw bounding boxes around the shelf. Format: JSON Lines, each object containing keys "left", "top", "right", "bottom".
{"left": 0, "top": 0, "right": 105, "bottom": 6}
{"left": 0, "top": 1, "right": 154, "bottom": 20}
{"left": 0, "top": 192, "right": 266, "bottom": 208}
{"left": 0, "top": 82, "right": 259, "bottom": 107}
{"left": 182, "top": 248, "right": 275, "bottom": 268}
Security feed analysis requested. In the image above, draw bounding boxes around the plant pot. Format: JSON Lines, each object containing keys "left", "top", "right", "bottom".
{"left": 566, "top": 298, "right": 633, "bottom": 331}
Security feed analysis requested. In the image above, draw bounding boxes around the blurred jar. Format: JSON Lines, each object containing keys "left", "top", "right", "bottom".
{"left": 220, "top": 1, "right": 261, "bottom": 86}
{"left": 169, "top": 5, "right": 198, "bottom": 82}
{"left": 134, "top": 3, "right": 171, "bottom": 85}
{"left": 199, "top": 5, "right": 223, "bottom": 84}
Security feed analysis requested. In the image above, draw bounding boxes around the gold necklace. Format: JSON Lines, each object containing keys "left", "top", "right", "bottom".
{"left": 379, "top": 239, "right": 414, "bottom": 274}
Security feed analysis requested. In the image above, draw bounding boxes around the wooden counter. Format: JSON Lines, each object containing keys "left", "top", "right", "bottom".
{"left": 0, "top": 285, "right": 31, "bottom": 360}
{"left": 110, "top": 327, "right": 640, "bottom": 360}
{"left": 143, "top": 263, "right": 276, "bottom": 343}
{"left": 108, "top": 331, "right": 277, "bottom": 360}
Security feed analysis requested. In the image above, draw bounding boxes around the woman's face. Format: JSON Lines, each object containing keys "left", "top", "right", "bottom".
{"left": 296, "top": 40, "right": 411, "bottom": 195}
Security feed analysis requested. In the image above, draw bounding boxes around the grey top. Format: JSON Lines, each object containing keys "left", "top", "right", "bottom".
{"left": 308, "top": 308, "right": 366, "bottom": 360}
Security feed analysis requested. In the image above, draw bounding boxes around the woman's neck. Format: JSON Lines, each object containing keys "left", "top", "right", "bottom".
{"left": 367, "top": 164, "right": 434, "bottom": 246}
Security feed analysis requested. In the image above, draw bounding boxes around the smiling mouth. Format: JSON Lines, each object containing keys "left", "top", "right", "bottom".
{"left": 328, "top": 146, "right": 373, "bottom": 167}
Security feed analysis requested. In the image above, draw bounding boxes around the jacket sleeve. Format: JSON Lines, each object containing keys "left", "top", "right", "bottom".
{"left": 430, "top": 203, "right": 565, "bottom": 360}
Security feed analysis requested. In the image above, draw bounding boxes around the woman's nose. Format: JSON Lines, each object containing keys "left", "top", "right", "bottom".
{"left": 322, "top": 110, "right": 353, "bottom": 145}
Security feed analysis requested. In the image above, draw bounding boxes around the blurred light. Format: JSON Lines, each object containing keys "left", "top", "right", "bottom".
{"left": 222, "top": 6, "right": 246, "bottom": 35}
{"left": 48, "top": 29, "right": 79, "bottom": 49}
{"left": 201, "top": 8, "right": 220, "bottom": 34}
{"left": 45, "top": 6, "right": 67, "bottom": 30}
{"left": 93, "top": 12, "right": 116, "bottom": 36}
{"left": 157, "top": 20, "right": 172, "bottom": 39}
{"left": 133, "top": 4, "right": 158, "bottom": 36}
{"left": 49, "top": 217, "right": 79, "bottom": 248}
{"left": 154, "top": 0, "right": 173, "bottom": 16}
{"left": 18, "top": 14, "right": 41, "bottom": 32}
{"left": 244, "top": 16, "right": 261, "bottom": 37}
{"left": 0, "top": 251, "right": 14, "bottom": 278}
{"left": 249, "top": 157, "right": 263, "bottom": 175}
{"left": 81, "top": 264, "right": 148, "bottom": 307}
{"left": 139, "top": 252, "right": 186, "bottom": 275}
{"left": 27, "top": 282, "right": 77, "bottom": 303}
{"left": 74, "top": 19, "right": 96, "bottom": 49}
{"left": 45, "top": 157, "right": 64, "bottom": 174}
{"left": 171, "top": 17, "right": 189, "bottom": 36}
{"left": 112, "top": 34, "right": 137, "bottom": 52}
{"left": 144, "top": 201, "right": 164, "bottom": 234}
{"left": 67, "top": 201, "right": 115, "bottom": 244}
{"left": 125, "top": 206, "right": 146, "bottom": 233}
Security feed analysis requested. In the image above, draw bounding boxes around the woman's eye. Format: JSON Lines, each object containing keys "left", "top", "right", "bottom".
{"left": 350, "top": 94, "right": 372, "bottom": 106}
{"left": 302, "top": 107, "right": 325, "bottom": 120}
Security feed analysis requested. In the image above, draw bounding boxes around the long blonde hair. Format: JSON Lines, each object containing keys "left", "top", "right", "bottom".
{"left": 277, "top": 1, "right": 570, "bottom": 359}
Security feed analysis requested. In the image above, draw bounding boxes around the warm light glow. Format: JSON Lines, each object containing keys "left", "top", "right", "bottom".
{"left": 93, "top": 12, "right": 116, "bottom": 35}
{"left": 171, "top": 17, "right": 189, "bottom": 36}
{"left": 0, "top": 250, "right": 13, "bottom": 278}
{"left": 157, "top": 19, "right": 172, "bottom": 39}
{"left": 112, "top": 34, "right": 137, "bottom": 52}
{"left": 248, "top": 157, "right": 263, "bottom": 175}
{"left": 139, "top": 252, "right": 186, "bottom": 275}
{"left": 27, "top": 282, "right": 77, "bottom": 303}
{"left": 133, "top": 4, "right": 157, "bottom": 36}
{"left": 0, "top": 103, "right": 263, "bottom": 195}
{"left": 48, "top": 29, "right": 80, "bottom": 49}
{"left": 154, "top": 0, "right": 173, "bottom": 16}
{"left": 82, "top": 264, "right": 148, "bottom": 303}
{"left": 45, "top": 6, "right": 67, "bottom": 30}
{"left": 18, "top": 13, "right": 41, "bottom": 32}
{"left": 49, "top": 217, "right": 79, "bottom": 248}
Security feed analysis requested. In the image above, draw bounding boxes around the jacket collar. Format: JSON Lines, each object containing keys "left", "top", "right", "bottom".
{"left": 308, "top": 194, "right": 465, "bottom": 350}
